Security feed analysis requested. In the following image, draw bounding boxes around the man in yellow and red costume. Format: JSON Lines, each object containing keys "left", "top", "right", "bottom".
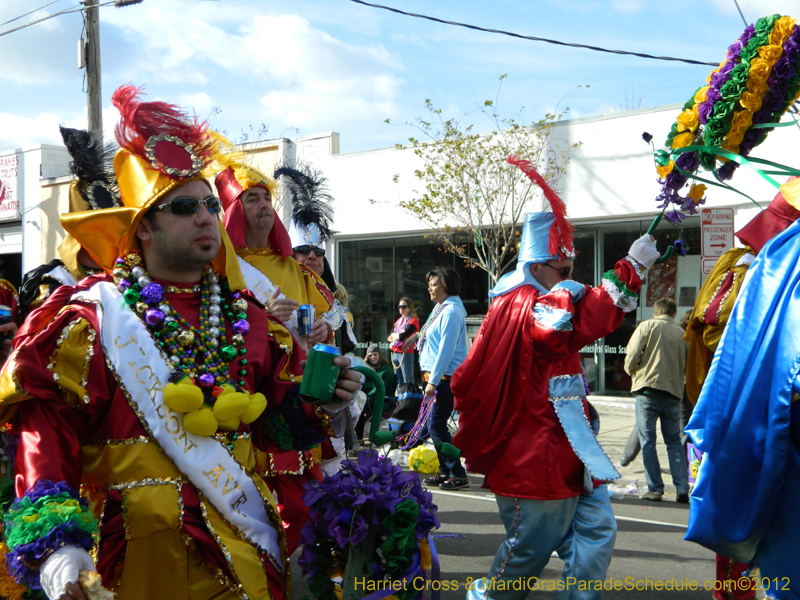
{"left": 0, "top": 87, "right": 361, "bottom": 600}
{"left": 453, "top": 157, "right": 661, "bottom": 600}
{"left": 215, "top": 161, "right": 345, "bottom": 350}
{"left": 214, "top": 158, "right": 355, "bottom": 541}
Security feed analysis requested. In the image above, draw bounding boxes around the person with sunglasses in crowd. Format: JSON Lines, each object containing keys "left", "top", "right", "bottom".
{"left": 452, "top": 159, "right": 660, "bottom": 600}
{"left": 388, "top": 296, "right": 419, "bottom": 387}
{"left": 0, "top": 87, "right": 363, "bottom": 600}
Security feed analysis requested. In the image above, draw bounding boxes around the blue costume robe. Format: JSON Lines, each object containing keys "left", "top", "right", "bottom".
{"left": 686, "top": 220, "right": 800, "bottom": 597}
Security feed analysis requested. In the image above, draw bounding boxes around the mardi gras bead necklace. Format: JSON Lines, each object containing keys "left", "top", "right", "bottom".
{"left": 112, "top": 254, "right": 250, "bottom": 390}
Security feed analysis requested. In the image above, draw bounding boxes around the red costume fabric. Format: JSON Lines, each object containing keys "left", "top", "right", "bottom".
{"left": 5, "top": 274, "right": 328, "bottom": 596}
{"left": 452, "top": 260, "right": 640, "bottom": 500}
{"left": 0, "top": 279, "right": 19, "bottom": 327}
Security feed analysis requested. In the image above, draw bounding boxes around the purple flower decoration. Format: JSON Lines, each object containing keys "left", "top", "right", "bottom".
{"left": 675, "top": 151, "right": 700, "bottom": 173}
{"left": 674, "top": 240, "right": 688, "bottom": 256}
{"left": 664, "top": 209, "right": 686, "bottom": 225}
{"left": 299, "top": 450, "right": 439, "bottom": 599}
{"left": 717, "top": 161, "right": 739, "bottom": 181}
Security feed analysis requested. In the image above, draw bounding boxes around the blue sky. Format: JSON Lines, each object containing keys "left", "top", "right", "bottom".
{"left": 1, "top": 0, "right": 798, "bottom": 153}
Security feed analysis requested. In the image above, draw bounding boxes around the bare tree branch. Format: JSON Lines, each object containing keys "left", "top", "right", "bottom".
{"left": 394, "top": 82, "right": 580, "bottom": 283}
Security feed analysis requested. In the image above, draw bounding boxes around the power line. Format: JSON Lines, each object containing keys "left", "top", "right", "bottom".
{"left": 1, "top": 0, "right": 64, "bottom": 27}
{"left": 349, "top": 0, "right": 720, "bottom": 67}
{"left": 0, "top": 1, "right": 115, "bottom": 39}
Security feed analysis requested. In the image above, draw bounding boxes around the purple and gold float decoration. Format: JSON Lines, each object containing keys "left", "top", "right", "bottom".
{"left": 652, "top": 14, "right": 800, "bottom": 223}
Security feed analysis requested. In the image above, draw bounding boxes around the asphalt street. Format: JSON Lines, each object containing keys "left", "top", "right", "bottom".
{"left": 290, "top": 473, "right": 729, "bottom": 600}
{"left": 289, "top": 399, "right": 751, "bottom": 599}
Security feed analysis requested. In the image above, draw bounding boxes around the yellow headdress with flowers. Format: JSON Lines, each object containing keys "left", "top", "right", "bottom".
{"left": 60, "top": 85, "right": 245, "bottom": 291}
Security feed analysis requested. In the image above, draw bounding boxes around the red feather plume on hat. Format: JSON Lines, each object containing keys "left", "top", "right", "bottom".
{"left": 508, "top": 155, "right": 574, "bottom": 258}
{"left": 111, "top": 84, "right": 216, "bottom": 178}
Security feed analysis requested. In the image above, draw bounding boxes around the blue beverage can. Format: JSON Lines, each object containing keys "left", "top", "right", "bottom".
{"left": 297, "top": 304, "right": 316, "bottom": 336}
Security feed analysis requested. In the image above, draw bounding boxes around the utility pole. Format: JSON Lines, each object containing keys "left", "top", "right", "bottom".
{"left": 82, "top": 0, "right": 143, "bottom": 142}
{"left": 84, "top": 0, "right": 102, "bottom": 142}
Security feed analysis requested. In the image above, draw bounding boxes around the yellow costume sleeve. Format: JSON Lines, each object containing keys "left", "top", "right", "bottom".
{"left": 685, "top": 247, "right": 753, "bottom": 404}
{"left": 238, "top": 249, "right": 333, "bottom": 315}
{"left": 0, "top": 309, "right": 96, "bottom": 424}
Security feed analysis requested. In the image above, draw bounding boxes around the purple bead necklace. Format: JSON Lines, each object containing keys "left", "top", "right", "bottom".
{"left": 112, "top": 254, "right": 250, "bottom": 390}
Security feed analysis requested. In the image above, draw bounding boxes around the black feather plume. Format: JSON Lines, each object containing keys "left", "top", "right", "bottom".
{"left": 274, "top": 163, "right": 337, "bottom": 241}
{"left": 59, "top": 126, "right": 121, "bottom": 209}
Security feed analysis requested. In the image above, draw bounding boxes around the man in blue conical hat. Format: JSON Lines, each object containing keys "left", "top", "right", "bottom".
{"left": 452, "top": 156, "right": 660, "bottom": 600}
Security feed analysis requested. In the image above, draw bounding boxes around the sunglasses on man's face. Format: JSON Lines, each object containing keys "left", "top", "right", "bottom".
{"left": 295, "top": 246, "right": 325, "bottom": 257}
{"left": 152, "top": 196, "right": 222, "bottom": 216}
{"left": 541, "top": 263, "right": 573, "bottom": 279}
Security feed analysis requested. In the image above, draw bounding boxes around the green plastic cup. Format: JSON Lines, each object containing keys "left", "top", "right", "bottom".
{"left": 299, "top": 344, "right": 386, "bottom": 442}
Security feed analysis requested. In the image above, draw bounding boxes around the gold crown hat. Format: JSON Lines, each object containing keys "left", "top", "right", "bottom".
{"left": 209, "top": 136, "right": 293, "bottom": 257}
{"left": 60, "top": 85, "right": 245, "bottom": 290}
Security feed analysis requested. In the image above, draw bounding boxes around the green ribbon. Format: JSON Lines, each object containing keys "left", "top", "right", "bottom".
{"left": 749, "top": 121, "right": 796, "bottom": 129}
{"left": 657, "top": 142, "right": 800, "bottom": 212}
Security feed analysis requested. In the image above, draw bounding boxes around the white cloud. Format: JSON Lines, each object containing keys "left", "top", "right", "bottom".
{"left": 100, "top": 4, "right": 405, "bottom": 131}
{"left": 0, "top": 112, "right": 64, "bottom": 150}
{"left": 0, "top": 107, "right": 122, "bottom": 152}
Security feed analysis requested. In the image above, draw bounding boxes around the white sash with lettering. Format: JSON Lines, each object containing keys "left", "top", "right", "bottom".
{"left": 237, "top": 256, "right": 300, "bottom": 341}
{"left": 74, "top": 281, "right": 283, "bottom": 569}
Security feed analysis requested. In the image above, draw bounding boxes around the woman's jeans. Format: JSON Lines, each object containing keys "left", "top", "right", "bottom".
{"left": 392, "top": 351, "right": 415, "bottom": 387}
{"left": 427, "top": 379, "right": 467, "bottom": 479}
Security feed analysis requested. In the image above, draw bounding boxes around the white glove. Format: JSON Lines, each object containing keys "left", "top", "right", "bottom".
{"left": 40, "top": 545, "right": 96, "bottom": 599}
{"left": 627, "top": 234, "right": 660, "bottom": 270}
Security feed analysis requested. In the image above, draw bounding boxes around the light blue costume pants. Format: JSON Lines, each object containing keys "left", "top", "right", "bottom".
{"left": 467, "top": 485, "right": 616, "bottom": 600}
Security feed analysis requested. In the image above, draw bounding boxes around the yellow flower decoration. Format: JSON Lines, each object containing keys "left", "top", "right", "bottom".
{"left": 730, "top": 109, "right": 753, "bottom": 132}
{"left": 748, "top": 58, "right": 772, "bottom": 83}
{"left": 725, "top": 130, "right": 745, "bottom": 147}
{"left": 758, "top": 44, "right": 784, "bottom": 67}
{"left": 740, "top": 91, "right": 763, "bottom": 113}
{"left": 720, "top": 141, "right": 739, "bottom": 157}
{"left": 656, "top": 161, "right": 675, "bottom": 178}
{"left": 671, "top": 132, "right": 695, "bottom": 150}
{"left": 688, "top": 184, "right": 707, "bottom": 202}
{"left": 772, "top": 16, "right": 796, "bottom": 43}
{"left": 746, "top": 78, "right": 769, "bottom": 96}
{"left": 676, "top": 108, "right": 700, "bottom": 133}
{"left": 694, "top": 86, "right": 710, "bottom": 104}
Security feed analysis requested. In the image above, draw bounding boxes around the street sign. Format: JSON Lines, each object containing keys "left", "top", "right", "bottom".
{"left": 702, "top": 258, "right": 718, "bottom": 275}
{"left": 701, "top": 208, "right": 734, "bottom": 261}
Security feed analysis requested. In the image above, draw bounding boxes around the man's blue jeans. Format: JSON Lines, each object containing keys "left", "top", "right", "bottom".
{"left": 635, "top": 391, "right": 689, "bottom": 495}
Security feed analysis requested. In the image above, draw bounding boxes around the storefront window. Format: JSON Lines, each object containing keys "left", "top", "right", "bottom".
{"left": 339, "top": 235, "right": 491, "bottom": 355}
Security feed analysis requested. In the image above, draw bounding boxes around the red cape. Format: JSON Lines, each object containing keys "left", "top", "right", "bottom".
{"left": 452, "top": 285, "right": 538, "bottom": 475}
